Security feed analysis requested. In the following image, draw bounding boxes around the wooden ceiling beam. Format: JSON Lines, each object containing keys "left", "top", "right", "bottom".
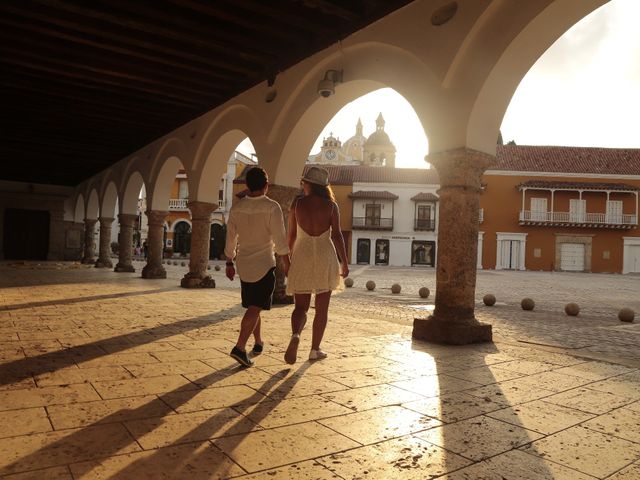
{"left": 34, "top": 0, "right": 268, "bottom": 70}
{"left": 0, "top": 3, "right": 255, "bottom": 76}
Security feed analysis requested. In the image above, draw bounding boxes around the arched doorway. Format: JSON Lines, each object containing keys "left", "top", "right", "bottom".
{"left": 210, "top": 223, "right": 226, "bottom": 260}
{"left": 174, "top": 221, "right": 191, "bottom": 255}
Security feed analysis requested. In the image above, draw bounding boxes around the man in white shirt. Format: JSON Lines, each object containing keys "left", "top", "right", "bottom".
{"left": 225, "top": 167, "right": 290, "bottom": 367}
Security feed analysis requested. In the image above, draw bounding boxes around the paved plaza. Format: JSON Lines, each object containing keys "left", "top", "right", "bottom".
{"left": 0, "top": 262, "right": 639, "bottom": 479}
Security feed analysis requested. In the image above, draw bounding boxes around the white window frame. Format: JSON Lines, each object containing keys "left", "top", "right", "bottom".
{"left": 495, "top": 232, "right": 527, "bottom": 271}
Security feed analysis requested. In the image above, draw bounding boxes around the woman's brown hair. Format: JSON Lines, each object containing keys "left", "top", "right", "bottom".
{"left": 309, "top": 182, "right": 335, "bottom": 202}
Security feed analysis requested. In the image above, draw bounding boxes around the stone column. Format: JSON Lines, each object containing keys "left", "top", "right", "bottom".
{"left": 95, "top": 217, "right": 115, "bottom": 268}
{"left": 114, "top": 213, "right": 137, "bottom": 272}
{"left": 181, "top": 201, "right": 217, "bottom": 288}
{"left": 81, "top": 218, "right": 98, "bottom": 264}
{"left": 413, "top": 148, "right": 494, "bottom": 345}
{"left": 141, "top": 210, "right": 167, "bottom": 279}
{"left": 47, "top": 209, "right": 66, "bottom": 261}
{"left": 267, "top": 184, "right": 299, "bottom": 304}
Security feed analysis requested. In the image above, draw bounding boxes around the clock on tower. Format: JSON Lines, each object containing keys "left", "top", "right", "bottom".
{"left": 324, "top": 149, "right": 337, "bottom": 161}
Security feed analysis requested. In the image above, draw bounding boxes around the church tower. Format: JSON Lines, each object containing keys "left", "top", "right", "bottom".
{"left": 342, "top": 118, "right": 366, "bottom": 162}
{"left": 363, "top": 113, "right": 396, "bottom": 167}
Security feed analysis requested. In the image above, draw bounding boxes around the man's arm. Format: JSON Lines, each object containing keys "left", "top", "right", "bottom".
{"left": 270, "top": 203, "right": 291, "bottom": 275}
{"left": 224, "top": 213, "right": 238, "bottom": 280}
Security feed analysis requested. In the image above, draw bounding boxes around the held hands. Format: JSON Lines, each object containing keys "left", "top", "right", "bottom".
{"left": 341, "top": 263, "right": 349, "bottom": 278}
{"left": 225, "top": 265, "right": 235, "bottom": 281}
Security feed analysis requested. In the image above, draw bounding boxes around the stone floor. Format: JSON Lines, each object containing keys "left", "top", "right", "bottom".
{"left": 0, "top": 260, "right": 639, "bottom": 479}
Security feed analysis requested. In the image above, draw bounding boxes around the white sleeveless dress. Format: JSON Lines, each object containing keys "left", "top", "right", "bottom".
{"left": 286, "top": 205, "right": 342, "bottom": 295}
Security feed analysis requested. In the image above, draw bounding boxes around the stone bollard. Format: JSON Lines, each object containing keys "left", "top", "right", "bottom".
{"left": 391, "top": 283, "right": 401, "bottom": 294}
{"left": 366, "top": 280, "right": 376, "bottom": 291}
{"left": 565, "top": 303, "right": 580, "bottom": 316}
{"left": 214, "top": 265, "right": 221, "bottom": 271}
{"left": 483, "top": 294, "right": 496, "bottom": 306}
{"left": 521, "top": 298, "right": 535, "bottom": 311}
{"left": 344, "top": 278, "right": 354, "bottom": 287}
{"left": 618, "top": 308, "right": 635, "bottom": 323}
{"left": 418, "top": 287, "right": 430, "bottom": 299}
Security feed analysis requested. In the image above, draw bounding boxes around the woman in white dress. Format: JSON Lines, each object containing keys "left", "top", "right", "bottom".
{"left": 285, "top": 166, "right": 349, "bottom": 364}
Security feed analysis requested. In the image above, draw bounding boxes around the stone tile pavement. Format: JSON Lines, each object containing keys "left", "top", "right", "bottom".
{"left": 0, "top": 260, "right": 639, "bottom": 479}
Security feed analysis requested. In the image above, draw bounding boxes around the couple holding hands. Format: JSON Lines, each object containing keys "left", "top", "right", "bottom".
{"left": 224, "top": 166, "right": 349, "bottom": 367}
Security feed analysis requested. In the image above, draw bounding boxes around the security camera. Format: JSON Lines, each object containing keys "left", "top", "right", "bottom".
{"left": 317, "top": 78, "right": 335, "bottom": 97}
{"left": 317, "top": 69, "right": 342, "bottom": 98}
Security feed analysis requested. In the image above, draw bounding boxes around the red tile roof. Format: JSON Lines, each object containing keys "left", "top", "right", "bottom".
{"left": 303, "top": 164, "right": 439, "bottom": 185}
{"left": 349, "top": 190, "right": 399, "bottom": 200}
{"left": 410, "top": 192, "right": 439, "bottom": 201}
{"left": 517, "top": 180, "right": 640, "bottom": 192}
{"left": 493, "top": 145, "right": 640, "bottom": 175}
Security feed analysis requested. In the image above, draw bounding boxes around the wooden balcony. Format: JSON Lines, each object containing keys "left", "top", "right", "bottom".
{"left": 519, "top": 210, "right": 638, "bottom": 229}
{"left": 352, "top": 217, "right": 393, "bottom": 230}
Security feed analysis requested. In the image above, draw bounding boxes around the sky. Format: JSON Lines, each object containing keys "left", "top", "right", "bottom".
{"left": 239, "top": 0, "right": 639, "bottom": 168}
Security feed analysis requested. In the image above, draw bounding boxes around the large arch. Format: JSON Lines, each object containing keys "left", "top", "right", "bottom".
{"left": 148, "top": 156, "right": 183, "bottom": 211}
{"left": 73, "top": 194, "right": 85, "bottom": 223}
{"left": 272, "top": 42, "right": 439, "bottom": 186}
{"left": 121, "top": 171, "right": 145, "bottom": 216}
{"left": 101, "top": 181, "right": 119, "bottom": 219}
{"left": 85, "top": 189, "right": 99, "bottom": 220}
{"left": 465, "top": 0, "right": 607, "bottom": 153}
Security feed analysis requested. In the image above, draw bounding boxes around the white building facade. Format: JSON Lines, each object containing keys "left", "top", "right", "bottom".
{"left": 350, "top": 181, "right": 439, "bottom": 267}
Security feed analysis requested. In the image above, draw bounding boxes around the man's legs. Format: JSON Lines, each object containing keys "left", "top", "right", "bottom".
{"left": 236, "top": 306, "right": 262, "bottom": 351}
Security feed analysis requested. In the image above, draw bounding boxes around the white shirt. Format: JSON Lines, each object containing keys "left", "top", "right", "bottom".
{"left": 224, "top": 194, "right": 290, "bottom": 282}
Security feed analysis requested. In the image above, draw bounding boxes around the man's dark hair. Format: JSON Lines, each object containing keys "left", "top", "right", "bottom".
{"left": 246, "top": 167, "right": 268, "bottom": 192}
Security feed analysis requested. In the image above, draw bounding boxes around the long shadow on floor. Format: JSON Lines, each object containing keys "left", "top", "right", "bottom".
{"left": 1, "top": 286, "right": 179, "bottom": 312}
{"left": 0, "top": 307, "right": 243, "bottom": 386}
{"left": 99, "top": 364, "right": 313, "bottom": 479}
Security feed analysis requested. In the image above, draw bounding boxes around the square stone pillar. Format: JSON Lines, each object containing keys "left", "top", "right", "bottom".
{"left": 95, "top": 217, "right": 115, "bottom": 268}
{"left": 413, "top": 148, "right": 494, "bottom": 345}
{"left": 47, "top": 209, "right": 66, "bottom": 261}
{"left": 81, "top": 218, "right": 98, "bottom": 264}
{"left": 181, "top": 201, "right": 217, "bottom": 288}
{"left": 114, "top": 213, "right": 137, "bottom": 272}
{"left": 141, "top": 210, "right": 168, "bottom": 279}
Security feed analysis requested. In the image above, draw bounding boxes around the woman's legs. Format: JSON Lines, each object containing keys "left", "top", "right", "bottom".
{"left": 291, "top": 293, "right": 311, "bottom": 334}
{"left": 311, "top": 291, "right": 331, "bottom": 351}
{"left": 285, "top": 294, "right": 311, "bottom": 364}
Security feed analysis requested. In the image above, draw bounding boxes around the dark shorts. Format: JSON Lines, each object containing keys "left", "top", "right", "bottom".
{"left": 240, "top": 267, "right": 276, "bottom": 310}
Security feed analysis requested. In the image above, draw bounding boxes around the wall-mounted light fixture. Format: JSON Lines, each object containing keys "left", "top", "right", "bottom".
{"left": 317, "top": 69, "right": 343, "bottom": 98}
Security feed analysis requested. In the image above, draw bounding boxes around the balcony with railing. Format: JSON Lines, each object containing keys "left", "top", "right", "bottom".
{"left": 519, "top": 210, "right": 638, "bottom": 229}
{"left": 414, "top": 219, "right": 435, "bottom": 231}
{"left": 169, "top": 199, "right": 188, "bottom": 210}
{"left": 352, "top": 217, "right": 393, "bottom": 230}
{"left": 169, "top": 199, "right": 226, "bottom": 211}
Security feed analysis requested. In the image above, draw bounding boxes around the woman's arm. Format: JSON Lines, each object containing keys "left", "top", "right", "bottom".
{"left": 287, "top": 198, "right": 298, "bottom": 252}
{"left": 330, "top": 202, "right": 349, "bottom": 277}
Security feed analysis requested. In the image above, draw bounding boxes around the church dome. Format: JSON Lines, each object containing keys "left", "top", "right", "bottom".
{"left": 365, "top": 130, "right": 395, "bottom": 149}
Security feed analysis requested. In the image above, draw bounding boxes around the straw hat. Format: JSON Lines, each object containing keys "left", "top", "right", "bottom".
{"left": 301, "top": 166, "right": 329, "bottom": 186}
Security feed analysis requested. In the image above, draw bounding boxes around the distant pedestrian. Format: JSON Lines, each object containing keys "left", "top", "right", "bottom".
{"left": 142, "top": 240, "right": 148, "bottom": 259}
{"left": 224, "top": 167, "right": 290, "bottom": 367}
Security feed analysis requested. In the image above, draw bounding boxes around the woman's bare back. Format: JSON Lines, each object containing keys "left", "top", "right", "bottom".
{"left": 295, "top": 195, "right": 334, "bottom": 236}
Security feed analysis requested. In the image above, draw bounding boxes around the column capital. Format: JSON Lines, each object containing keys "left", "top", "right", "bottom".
{"left": 84, "top": 218, "right": 98, "bottom": 226}
{"left": 118, "top": 213, "right": 138, "bottom": 227}
{"left": 267, "top": 184, "right": 300, "bottom": 210}
{"left": 426, "top": 148, "right": 495, "bottom": 191}
{"left": 187, "top": 201, "right": 217, "bottom": 221}
{"left": 145, "top": 210, "right": 168, "bottom": 226}
{"left": 98, "top": 216, "right": 115, "bottom": 226}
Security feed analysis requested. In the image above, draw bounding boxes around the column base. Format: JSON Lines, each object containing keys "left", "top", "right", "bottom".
{"left": 114, "top": 263, "right": 135, "bottom": 273}
{"left": 95, "top": 259, "right": 113, "bottom": 268}
{"left": 141, "top": 265, "right": 167, "bottom": 279}
{"left": 81, "top": 257, "right": 95, "bottom": 264}
{"left": 180, "top": 272, "right": 215, "bottom": 288}
{"left": 413, "top": 315, "right": 492, "bottom": 345}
